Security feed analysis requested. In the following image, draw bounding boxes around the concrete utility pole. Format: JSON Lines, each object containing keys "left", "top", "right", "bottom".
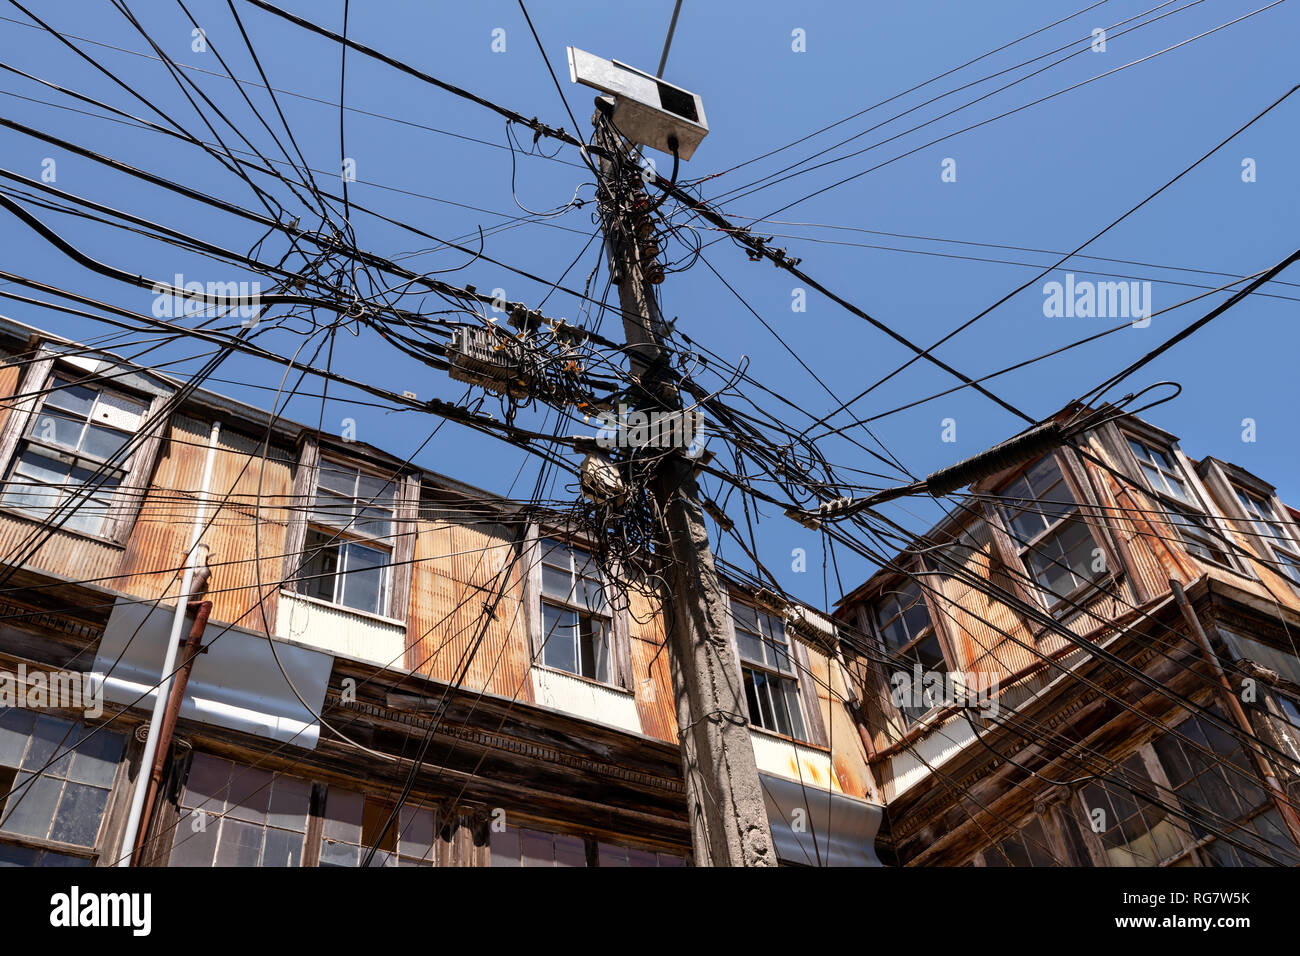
{"left": 591, "top": 97, "right": 775, "bottom": 866}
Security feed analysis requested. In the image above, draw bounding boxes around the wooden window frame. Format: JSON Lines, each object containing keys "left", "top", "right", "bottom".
{"left": 1200, "top": 459, "right": 1300, "bottom": 594}
{"left": 1116, "top": 429, "right": 1243, "bottom": 574}
{"left": 523, "top": 524, "right": 632, "bottom": 691}
{"left": 283, "top": 437, "right": 416, "bottom": 622}
{"left": 864, "top": 569, "right": 953, "bottom": 732}
{"left": 728, "top": 593, "right": 828, "bottom": 746}
{"left": 982, "top": 449, "right": 1118, "bottom": 620}
{"left": 0, "top": 354, "right": 166, "bottom": 545}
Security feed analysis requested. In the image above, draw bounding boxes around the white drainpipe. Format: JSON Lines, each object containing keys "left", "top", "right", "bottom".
{"left": 117, "top": 420, "right": 221, "bottom": 865}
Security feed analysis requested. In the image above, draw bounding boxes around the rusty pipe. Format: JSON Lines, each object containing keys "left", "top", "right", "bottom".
{"left": 130, "top": 598, "right": 212, "bottom": 866}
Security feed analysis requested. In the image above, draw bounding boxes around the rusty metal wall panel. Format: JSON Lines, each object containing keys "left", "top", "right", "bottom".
{"left": 0, "top": 514, "right": 121, "bottom": 584}
{"left": 114, "top": 414, "right": 293, "bottom": 628}
{"left": 405, "top": 515, "right": 533, "bottom": 701}
{"left": 936, "top": 522, "right": 1038, "bottom": 684}
{"left": 628, "top": 586, "right": 676, "bottom": 742}
{"left": 0, "top": 354, "right": 20, "bottom": 435}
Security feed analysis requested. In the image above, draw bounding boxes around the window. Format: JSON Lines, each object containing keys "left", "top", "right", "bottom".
{"left": 1150, "top": 710, "right": 1299, "bottom": 866}
{"left": 490, "top": 825, "right": 588, "bottom": 867}
{"left": 1126, "top": 436, "right": 1231, "bottom": 567}
{"left": 318, "top": 788, "right": 436, "bottom": 867}
{"left": 871, "top": 579, "right": 948, "bottom": 726}
{"left": 539, "top": 538, "right": 612, "bottom": 682}
{"left": 1072, "top": 712, "right": 1300, "bottom": 867}
{"left": 1, "top": 375, "right": 145, "bottom": 536}
{"left": 169, "top": 754, "right": 311, "bottom": 867}
{"left": 0, "top": 710, "right": 124, "bottom": 864}
{"left": 983, "top": 816, "right": 1059, "bottom": 867}
{"left": 1234, "top": 487, "right": 1300, "bottom": 588}
{"left": 596, "top": 842, "right": 688, "bottom": 867}
{"left": 998, "top": 454, "right": 1106, "bottom": 610}
{"left": 489, "top": 825, "right": 687, "bottom": 867}
{"left": 1077, "top": 753, "right": 1185, "bottom": 866}
{"left": 732, "top": 600, "right": 807, "bottom": 740}
{"left": 298, "top": 460, "right": 397, "bottom": 615}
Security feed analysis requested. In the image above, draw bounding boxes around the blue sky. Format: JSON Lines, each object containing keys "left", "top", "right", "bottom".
{"left": 1, "top": 0, "right": 1297, "bottom": 607}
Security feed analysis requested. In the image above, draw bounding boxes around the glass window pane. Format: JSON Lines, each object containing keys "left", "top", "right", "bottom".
{"left": 340, "top": 543, "right": 386, "bottom": 615}
{"left": 48, "top": 782, "right": 108, "bottom": 846}
{"left": 261, "top": 827, "right": 303, "bottom": 867}
{"left": 214, "top": 820, "right": 263, "bottom": 867}
{"left": 356, "top": 473, "right": 396, "bottom": 508}
{"left": 312, "top": 490, "right": 352, "bottom": 527}
{"left": 225, "top": 766, "right": 272, "bottom": 824}
{"left": 1, "top": 773, "right": 61, "bottom": 839}
{"left": 398, "top": 806, "right": 436, "bottom": 863}
{"left": 317, "top": 463, "right": 357, "bottom": 496}
{"left": 80, "top": 424, "right": 130, "bottom": 461}
{"left": 30, "top": 411, "right": 85, "bottom": 451}
{"left": 0, "top": 709, "right": 36, "bottom": 767}
{"left": 168, "top": 809, "right": 219, "bottom": 866}
{"left": 542, "top": 604, "right": 578, "bottom": 674}
{"left": 22, "top": 714, "right": 76, "bottom": 776}
{"left": 43, "top": 380, "right": 96, "bottom": 415}
{"left": 182, "top": 754, "right": 231, "bottom": 812}
{"left": 322, "top": 788, "right": 364, "bottom": 844}
{"left": 783, "top": 678, "right": 807, "bottom": 741}
{"left": 580, "top": 616, "right": 609, "bottom": 683}
{"left": 541, "top": 564, "right": 572, "bottom": 601}
{"left": 490, "top": 825, "right": 521, "bottom": 867}
{"left": 319, "top": 839, "right": 360, "bottom": 868}
{"left": 521, "top": 829, "right": 554, "bottom": 867}
{"left": 554, "top": 833, "right": 587, "bottom": 867}
{"left": 354, "top": 506, "right": 392, "bottom": 538}
{"left": 598, "top": 843, "right": 629, "bottom": 867}
{"left": 299, "top": 532, "right": 340, "bottom": 602}
{"left": 267, "top": 776, "right": 311, "bottom": 832}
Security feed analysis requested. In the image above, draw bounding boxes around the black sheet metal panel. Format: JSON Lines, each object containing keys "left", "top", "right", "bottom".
{"left": 760, "top": 772, "right": 884, "bottom": 867}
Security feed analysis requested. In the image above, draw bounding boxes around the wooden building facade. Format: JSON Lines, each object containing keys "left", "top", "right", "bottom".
{"left": 0, "top": 317, "right": 879, "bottom": 868}
{"left": 835, "top": 405, "right": 1300, "bottom": 866}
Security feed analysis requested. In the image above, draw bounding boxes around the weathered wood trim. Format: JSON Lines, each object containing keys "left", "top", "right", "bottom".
{"left": 387, "top": 472, "right": 420, "bottom": 620}
{"left": 522, "top": 522, "right": 543, "bottom": 662}
{"left": 281, "top": 434, "right": 319, "bottom": 591}
{"left": 791, "top": 637, "right": 829, "bottom": 747}
{"left": 107, "top": 392, "right": 169, "bottom": 544}
{"left": 0, "top": 349, "right": 53, "bottom": 477}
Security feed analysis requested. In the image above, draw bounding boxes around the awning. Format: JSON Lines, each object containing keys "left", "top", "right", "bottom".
{"left": 760, "top": 772, "right": 885, "bottom": 866}
{"left": 90, "top": 597, "right": 333, "bottom": 748}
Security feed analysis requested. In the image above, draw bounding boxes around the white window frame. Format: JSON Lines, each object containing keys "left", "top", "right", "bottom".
{"left": 298, "top": 459, "right": 397, "bottom": 617}
{"left": 730, "top": 597, "right": 811, "bottom": 742}
{"left": 537, "top": 538, "right": 615, "bottom": 684}
{"left": 1, "top": 373, "right": 146, "bottom": 538}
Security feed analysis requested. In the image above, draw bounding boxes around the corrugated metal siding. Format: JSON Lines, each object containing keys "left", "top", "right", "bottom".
{"left": 805, "top": 646, "right": 874, "bottom": 800}
{"left": 405, "top": 515, "right": 533, "bottom": 701}
{"left": 0, "top": 514, "right": 122, "bottom": 583}
{"left": 936, "top": 522, "right": 1039, "bottom": 683}
{"left": 114, "top": 414, "right": 293, "bottom": 627}
{"left": 0, "top": 354, "right": 20, "bottom": 435}
{"left": 628, "top": 586, "right": 676, "bottom": 742}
